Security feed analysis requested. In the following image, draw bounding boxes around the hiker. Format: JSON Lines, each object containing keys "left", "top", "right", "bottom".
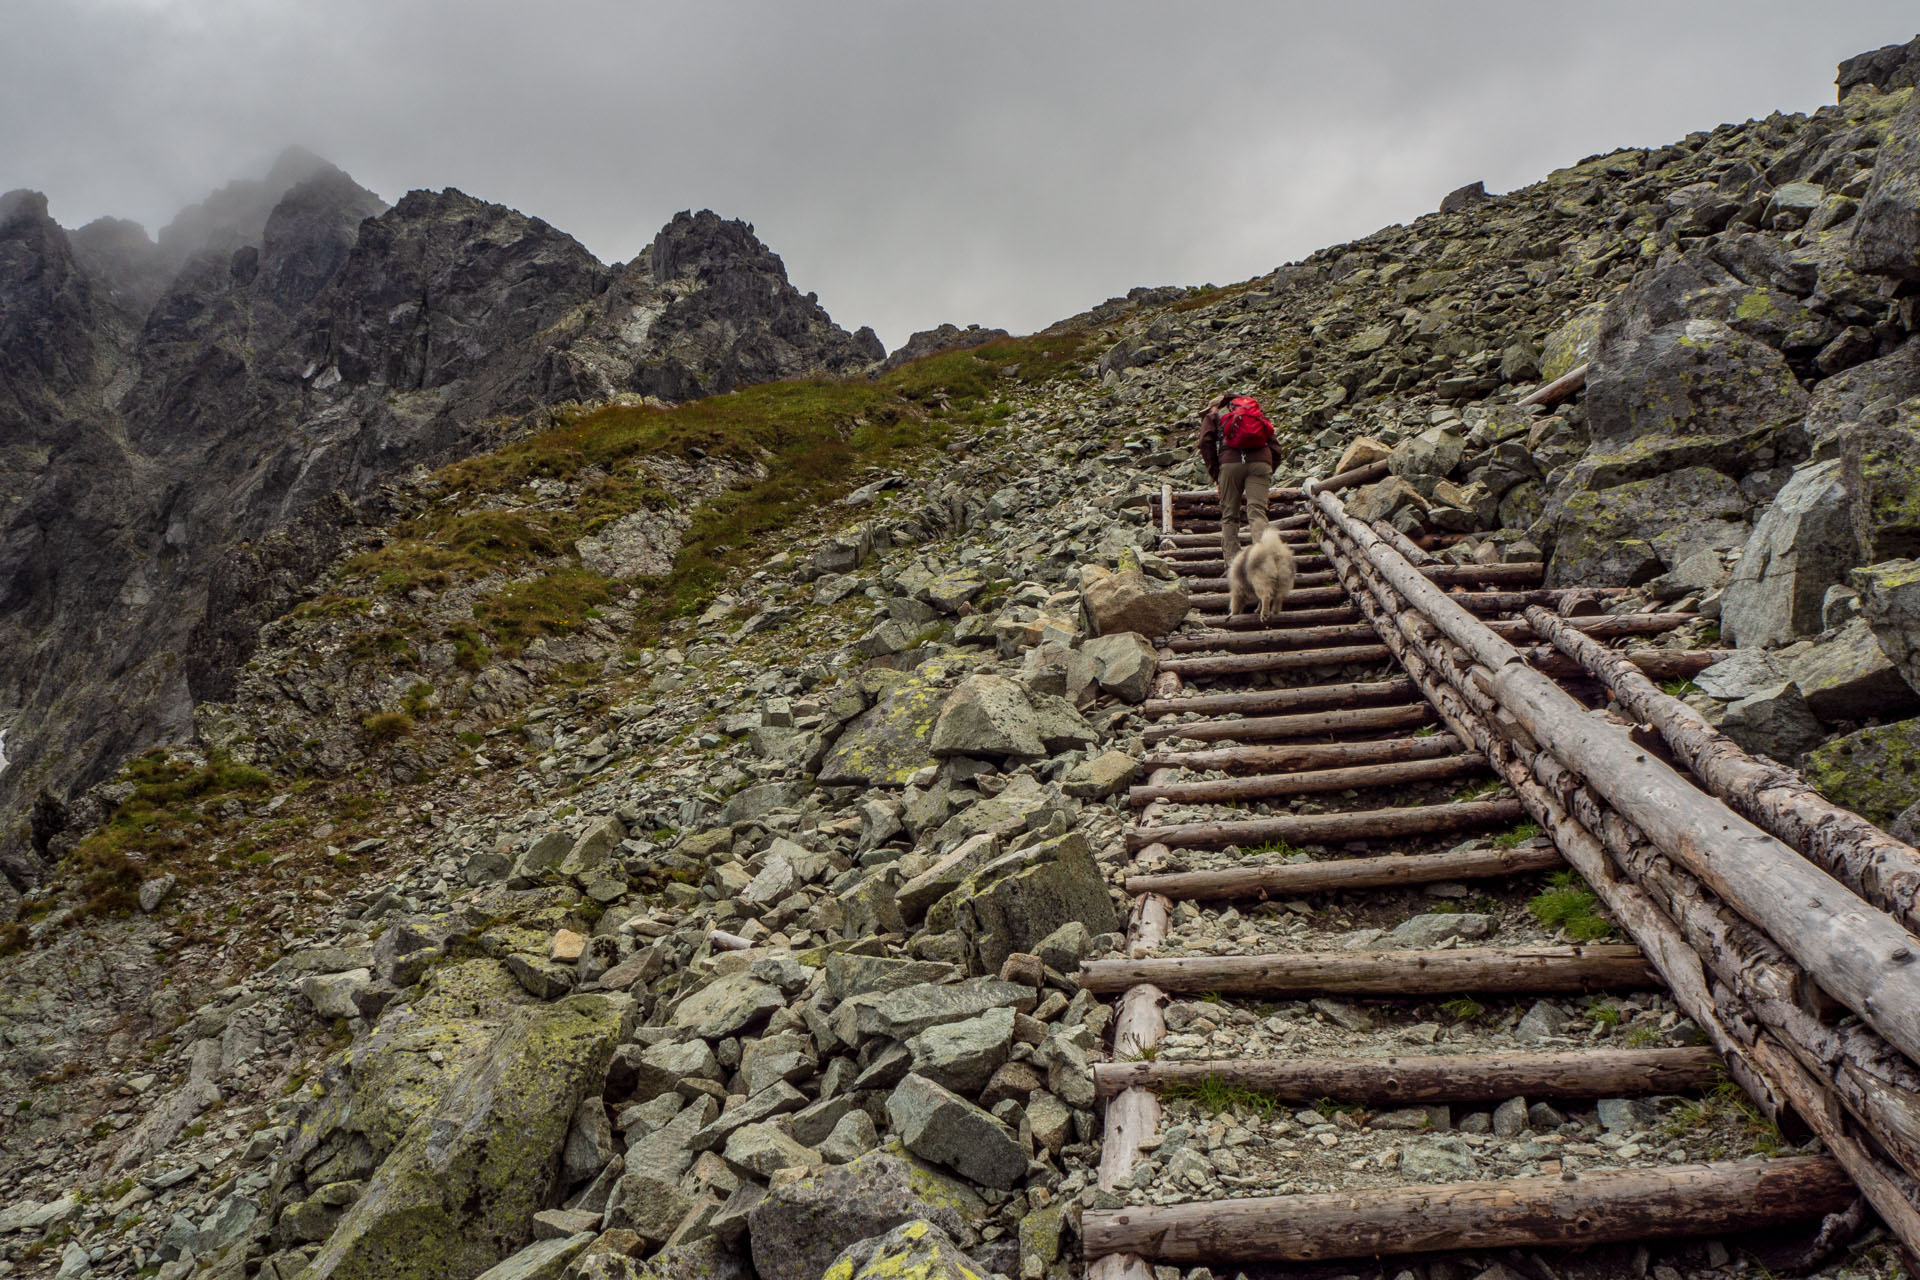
{"left": 1196, "top": 391, "right": 1278, "bottom": 566}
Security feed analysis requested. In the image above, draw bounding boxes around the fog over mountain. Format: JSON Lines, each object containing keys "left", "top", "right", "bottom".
{"left": 4, "top": 1, "right": 1918, "bottom": 348}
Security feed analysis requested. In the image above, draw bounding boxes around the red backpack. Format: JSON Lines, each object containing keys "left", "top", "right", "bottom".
{"left": 1217, "top": 396, "right": 1275, "bottom": 451}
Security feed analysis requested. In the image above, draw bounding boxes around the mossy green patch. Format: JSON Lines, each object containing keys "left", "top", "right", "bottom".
{"left": 1804, "top": 717, "right": 1920, "bottom": 826}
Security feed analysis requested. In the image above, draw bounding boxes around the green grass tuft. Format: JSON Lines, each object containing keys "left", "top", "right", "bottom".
{"left": 1528, "top": 871, "right": 1616, "bottom": 941}
{"left": 1491, "top": 822, "right": 1542, "bottom": 849}
{"left": 1438, "top": 996, "right": 1484, "bottom": 1023}
{"left": 1166, "top": 1074, "right": 1279, "bottom": 1118}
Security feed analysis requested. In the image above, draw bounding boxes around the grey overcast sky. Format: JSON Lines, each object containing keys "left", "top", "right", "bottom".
{"left": 2, "top": 1, "right": 1914, "bottom": 349}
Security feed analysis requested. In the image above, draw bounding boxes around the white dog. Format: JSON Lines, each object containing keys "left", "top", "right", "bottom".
{"left": 1227, "top": 526, "right": 1295, "bottom": 621}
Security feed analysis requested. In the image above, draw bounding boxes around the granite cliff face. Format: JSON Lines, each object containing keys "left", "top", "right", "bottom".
{"left": 0, "top": 159, "right": 881, "bottom": 893}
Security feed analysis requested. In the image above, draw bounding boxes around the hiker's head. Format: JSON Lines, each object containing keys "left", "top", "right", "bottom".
{"left": 1207, "top": 392, "right": 1235, "bottom": 413}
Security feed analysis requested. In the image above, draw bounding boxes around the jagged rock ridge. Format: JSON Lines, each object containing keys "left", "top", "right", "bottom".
{"left": 0, "top": 157, "right": 882, "bottom": 896}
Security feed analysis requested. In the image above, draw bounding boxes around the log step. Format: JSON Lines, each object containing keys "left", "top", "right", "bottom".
{"left": 1093, "top": 1045, "right": 1722, "bottom": 1101}
{"left": 1143, "top": 678, "right": 1417, "bottom": 720}
{"left": 1167, "top": 613, "right": 1695, "bottom": 657}
{"left": 1128, "top": 751, "right": 1487, "bottom": 807}
{"left": 1081, "top": 1157, "right": 1853, "bottom": 1263}
{"left": 1126, "top": 797, "right": 1527, "bottom": 851}
{"left": 1075, "top": 943, "right": 1656, "bottom": 996}
{"left": 1179, "top": 589, "right": 1629, "bottom": 632}
{"left": 1143, "top": 734, "right": 1466, "bottom": 774}
{"left": 1160, "top": 643, "right": 1393, "bottom": 679}
{"left": 1124, "top": 842, "right": 1563, "bottom": 900}
{"left": 1141, "top": 701, "right": 1435, "bottom": 745}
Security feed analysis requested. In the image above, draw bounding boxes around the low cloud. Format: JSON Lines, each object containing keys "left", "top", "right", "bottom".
{"left": 3, "top": 0, "right": 1913, "bottom": 348}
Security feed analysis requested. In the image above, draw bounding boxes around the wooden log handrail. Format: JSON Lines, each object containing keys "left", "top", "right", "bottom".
{"left": 1523, "top": 605, "right": 1920, "bottom": 939}
{"left": 1309, "top": 485, "right": 1920, "bottom": 1071}
{"left": 1312, "top": 489, "right": 1920, "bottom": 1248}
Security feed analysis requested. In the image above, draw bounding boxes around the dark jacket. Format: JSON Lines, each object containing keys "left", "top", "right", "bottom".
{"left": 1196, "top": 411, "right": 1274, "bottom": 480}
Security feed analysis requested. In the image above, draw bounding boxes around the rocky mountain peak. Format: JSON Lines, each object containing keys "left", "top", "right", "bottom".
{"left": 155, "top": 144, "right": 355, "bottom": 266}
{"left": 647, "top": 207, "right": 787, "bottom": 284}
{"left": 1838, "top": 32, "right": 1920, "bottom": 100}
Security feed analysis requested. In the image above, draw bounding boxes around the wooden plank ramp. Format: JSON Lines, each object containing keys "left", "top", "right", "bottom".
{"left": 1080, "top": 479, "right": 1919, "bottom": 1277}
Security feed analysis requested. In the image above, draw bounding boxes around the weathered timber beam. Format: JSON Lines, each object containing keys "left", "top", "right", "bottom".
{"left": 1142, "top": 701, "right": 1434, "bottom": 745}
{"left": 1315, "top": 508, "right": 1920, "bottom": 1245}
{"left": 1075, "top": 944, "right": 1652, "bottom": 996}
{"left": 1142, "top": 734, "right": 1461, "bottom": 774}
{"left": 1166, "top": 612, "right": 1691, "bottom": 656}
{"left": 1516, "top": 361, "right": 1589, "bottom": 408}
{"left": 1127, "top": 751, "right": 1486, "bottom": 807}
{"left": 1314, "top": 487, "right": 1920, "bottom": 1067}
{"left": 1093, "top": 1046, "right": 1721, "bottom": 1101}
{"left": 1081, "top": 1157, "right": 1851, "bottom": 1263}
{"left": 1158, "top": 643, "right": 1393, "bottom": 678}
{"left": 1126, "top": 798, "right": 1526, "bottom": 851}
{"left": 1165, "top": 606, "right": 1362, "bottom": 639}
{"left": 1525, "top": 605, "right": 1920, "bottom": 940}
{"left": 1125, "top": 843, "right": 1561, "bottom": 900}
{"left": 1143, "top": 678, "right": 1417, "bottom": 720}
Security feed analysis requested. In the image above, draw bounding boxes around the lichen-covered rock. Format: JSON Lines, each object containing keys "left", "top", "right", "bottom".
{"left": 1080, "top": 568, "right": 1188, "bottom": 638}
{"left": 1858, "top": 558, "right": 1920, "bottom": 695}
{"left": 285, "top": 960, "right": 538, "bottom": 1185}
{"left": 1850, "top": 90, "right": 1920, "bottom": 280}
{"left": 1783, "top": 619, "right": 1920, "bottom": 721}
{"left": 1388, "top": 426, "right": 1465, "bottom": 483}
{"left": 473, "top": 1233, "right": 595, "bottom": 1280}
{"left": 671, "top": 973, "right": 783, "bottom": 1041}
{"left": 1539, "top": 301, "right": 1607, "bottom": 381}
{"left": 1546, "top": 468, "right": 1749, "bottom": 588}
{"left": 817, "top": 665, "right": 950, "bottom": 787}
{"left": 1723, "top": 459, "right": 1860, "bottom": 648}
{"left": 745, "top": 1151, "right": 981, "bottom": 1280}
{"left": 1841, "top": 400, "right": 1920, "bottom": 562}
{"left": 1804, "top": 717, "right": 1920, "bottom": 825}
{"left": 1716, "top": 681, "right": 1825, "bottom": 762}
{"left": 1080, "top": 631, "right": 1157, "bottom": 702}
{"left": 1059, "top": 750, "right": 1140, "bottom": 799}
{"left": 302, "top": 992, "right": 631, "bottom": 1280}
{"left": 929, "top": 674, "right": 1046, "bottom": 758}
{"left": 821, "top": 1220, "right": 990, "bottom": 1280}
{"left": 945, "top": 831, "right": 1121, "bottom": 975}
{"left": 885, "top": 1074, "right": 1028, "bottom": 1190}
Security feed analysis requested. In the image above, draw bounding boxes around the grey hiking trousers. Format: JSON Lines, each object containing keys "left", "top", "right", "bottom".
{"left": 1217, "top": 460, "right": 1273, "bottom": 565}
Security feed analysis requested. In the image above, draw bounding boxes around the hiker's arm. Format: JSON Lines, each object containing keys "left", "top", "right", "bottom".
{"left": 1196, "top": 416, "right": 1220, "bottom": 481}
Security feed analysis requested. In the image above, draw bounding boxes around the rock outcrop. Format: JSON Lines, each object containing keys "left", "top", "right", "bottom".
{"left": 0, "top": 164, "right": 881, "bottom": 890}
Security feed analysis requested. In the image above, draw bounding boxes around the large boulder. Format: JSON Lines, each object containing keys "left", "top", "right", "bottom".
{"left": 1783, "top": 619, "right": 1920, "bottom": 721}
{"left": 1546, "top": 468, "right": 1749, "bottom": 588}
{"left": 1585, "top": 310, "right": 1809, "bottom": 460}
{"left": 1858, "top": 559, "right": 1920, "bottom": 696}
{"left": 302, "top": 993, "right": 631, "bottom": 1280}
{"left": 1080, "top": 631, "right": 1158, "bottom": 703}
{"left": 746, "top": 1151, "right": 982, "bottom": 1280}
{"left": 823, "top": 1220, "right": 990, "bottom": 1280}
{"left": 1840, "top": 400, "right": 1920, "bottom": 562}
{"left": 282, "top": 960, "right": 538, "bottom": 1187}
{"left": 1804, "top": 717, "right": 1920, "bottom": 826}
{"left": 1838, "top": 35, "right": 1920, "bottom": 99}
{"left": 929, "top": 674, "right": 1045, "bottom": 759}
{"left": 885, "top": 1074, "right": 1029, "bottom": 1190}
{"left": 1722, "top": 459, "right": 1861, "bottom": 648}
{"left": 1850, "top": 90, "right": 1920, "bottom": 280}
{"left": 1081, "top": 568, "right": 1188, "bottom": 638}
{"left": 943, "top": 831, "right": 1121, "bottom": 975}
{"left": 1805, "top": 339, "right": 1920, "bottom": 452}
{"left": 817, "top": 666, "right": 949, "bottom": 787}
